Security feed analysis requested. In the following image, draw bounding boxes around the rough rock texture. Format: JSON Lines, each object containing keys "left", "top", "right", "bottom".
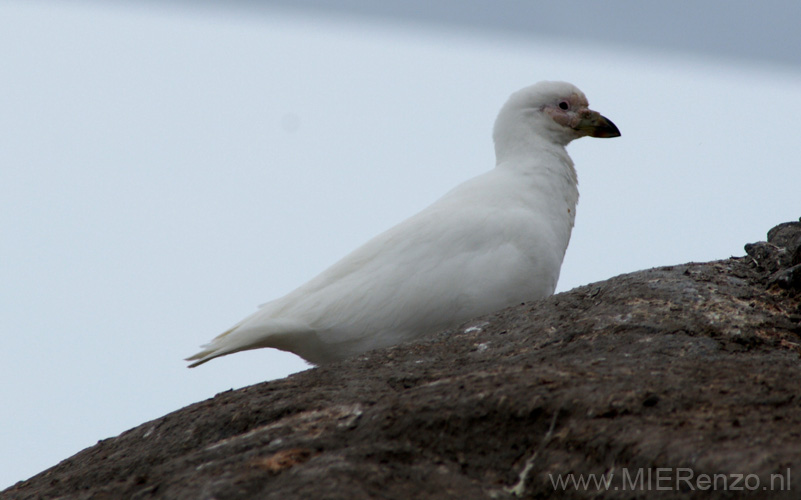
{"left": 4, "top": 219, "right": 801, "bottom": 500}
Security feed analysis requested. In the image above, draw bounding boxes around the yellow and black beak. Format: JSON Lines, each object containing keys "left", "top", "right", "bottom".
{"left": 575, "top": 110, "right": 621, "bottom": 138}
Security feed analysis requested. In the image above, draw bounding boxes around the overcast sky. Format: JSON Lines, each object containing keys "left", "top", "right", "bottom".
{"left": 207, "top": 0, "right": 801, "bottom": 67}
{"left": 2, "top": 0, "right": 800, "bottom": 489}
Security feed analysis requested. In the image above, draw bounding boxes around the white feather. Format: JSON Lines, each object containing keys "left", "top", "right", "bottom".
{"left": 187, "top": 81, "right": 619, "bottom": 367}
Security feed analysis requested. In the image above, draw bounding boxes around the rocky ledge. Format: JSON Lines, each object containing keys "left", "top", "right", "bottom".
{"left": 4, "top": 219, "right": 801, "bottom": 500}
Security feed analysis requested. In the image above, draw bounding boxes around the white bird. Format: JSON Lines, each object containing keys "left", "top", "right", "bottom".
{"left": 187, "top": 81, "right": 620, "bottom": 367}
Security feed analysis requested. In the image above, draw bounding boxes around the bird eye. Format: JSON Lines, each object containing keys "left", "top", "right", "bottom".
{"left": 558, "top": 101, "right": 570, "bottom": 110}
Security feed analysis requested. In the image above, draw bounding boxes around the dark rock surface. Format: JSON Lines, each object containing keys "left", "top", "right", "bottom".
{"left": 4, "top": 219, "right": 801, "bottom": 500}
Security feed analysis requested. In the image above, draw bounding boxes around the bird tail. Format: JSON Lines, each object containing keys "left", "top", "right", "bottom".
{"left": 185, "top": 317, "right": 315, "bottom": 368}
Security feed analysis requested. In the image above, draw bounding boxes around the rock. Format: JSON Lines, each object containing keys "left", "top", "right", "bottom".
{"left": 5, "top": 220, "right": 801, "bottom": 500}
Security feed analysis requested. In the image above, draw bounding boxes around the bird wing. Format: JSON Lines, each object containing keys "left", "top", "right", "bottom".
{"left": 188, "top": 170, "right": 564, "bottom": 365}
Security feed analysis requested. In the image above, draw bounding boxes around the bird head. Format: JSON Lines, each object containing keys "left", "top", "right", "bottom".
{"left": 494, "top": 81, "right": 620, "bottom": 152}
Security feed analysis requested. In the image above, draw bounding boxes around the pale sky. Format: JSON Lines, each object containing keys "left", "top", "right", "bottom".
{"left": 2, "top": 1, "right": 800, "bottom": 489}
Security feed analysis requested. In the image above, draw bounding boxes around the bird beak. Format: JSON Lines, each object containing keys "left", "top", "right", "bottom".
{"left": 575, "top": 109, "right": 621, "bottom": 138}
